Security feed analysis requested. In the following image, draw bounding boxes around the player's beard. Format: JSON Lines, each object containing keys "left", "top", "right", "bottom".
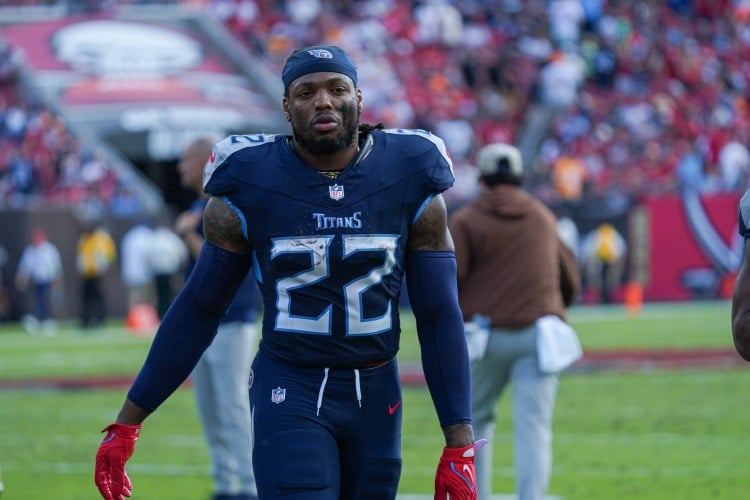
{"left": 293, "top": 101, "right": 359, "bottom": 156}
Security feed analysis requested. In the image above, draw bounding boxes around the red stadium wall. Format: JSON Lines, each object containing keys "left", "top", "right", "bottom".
{"left": 640, "top": 193, "right": 742, "bottom": 302}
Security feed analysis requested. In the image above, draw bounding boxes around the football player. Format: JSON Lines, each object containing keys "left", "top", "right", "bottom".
{"left": 94, "top": 44, "right": 482, "bottom": 499}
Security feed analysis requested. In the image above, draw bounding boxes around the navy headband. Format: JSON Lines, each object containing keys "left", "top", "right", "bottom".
{"left": 282, "top": 45, "right": 358, "bottom": 91}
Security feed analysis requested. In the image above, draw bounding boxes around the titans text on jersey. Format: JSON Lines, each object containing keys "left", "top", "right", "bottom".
{"left": 313, "top": 211, "right": 363, "bottom": 230}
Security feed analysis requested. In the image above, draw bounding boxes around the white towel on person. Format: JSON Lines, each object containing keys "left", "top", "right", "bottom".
{"left": 464, "top": 314, "right": 491, "bottom": 361}
{"left": 536, "top": 314, "right": 583, "bottom": 373}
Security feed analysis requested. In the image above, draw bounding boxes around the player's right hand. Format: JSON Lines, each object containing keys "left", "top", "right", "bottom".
{"left": 94, "top": 423, "right": 141, "bottom": 499}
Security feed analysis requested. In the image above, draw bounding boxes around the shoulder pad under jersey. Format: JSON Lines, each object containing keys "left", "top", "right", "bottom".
{"left": 379, "top": 128, "right": 454, "bottom": 192}
{"left": 203, "top": 133, "right": 280, "bottom": 194}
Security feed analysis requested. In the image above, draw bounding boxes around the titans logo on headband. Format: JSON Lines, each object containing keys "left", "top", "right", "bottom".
{"left": 307, "top": 48, "right": 333, "bottom": 59}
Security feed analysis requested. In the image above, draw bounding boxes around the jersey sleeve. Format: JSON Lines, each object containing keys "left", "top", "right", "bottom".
{"left": 203, "top": 133, "right": 279, "bottom": 197}
{"left": 384, "top": 128, "right": 455, "bottom": 195}
{"left": 422, "top": 132, "right": 455, "bottom": 193}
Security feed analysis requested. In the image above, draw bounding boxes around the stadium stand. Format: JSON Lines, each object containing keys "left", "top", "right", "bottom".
{"left": 0, "top": 0, "right": 747, "bottom": 311}
{"left": 2, "top": 0, "right": 747, "bottom": 211}
{"left": 0, "top": 38, "right": 159, "bottom": 216}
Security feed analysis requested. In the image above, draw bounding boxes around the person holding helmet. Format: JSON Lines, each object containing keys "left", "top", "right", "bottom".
{"left": 449, "top": 143, "right": 582, "bottom": 500}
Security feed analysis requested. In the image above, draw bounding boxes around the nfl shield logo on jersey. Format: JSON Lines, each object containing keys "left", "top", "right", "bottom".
{"left": 329, "top": 184, "right": 345, "bottom": 201}
{"left": 271, "top": 386, "right": 286, "bottom": 404}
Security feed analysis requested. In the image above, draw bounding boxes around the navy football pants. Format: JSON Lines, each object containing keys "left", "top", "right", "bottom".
{"left": 250, "top": 352, "right": 403, "bottom": 499}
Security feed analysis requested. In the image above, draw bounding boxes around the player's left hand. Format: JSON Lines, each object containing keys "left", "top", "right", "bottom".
{"left": 94, "top": 423, "right": 141, "bottom": 500}
{"left": 434, "top": 439, "right": 487, "bottom": 500}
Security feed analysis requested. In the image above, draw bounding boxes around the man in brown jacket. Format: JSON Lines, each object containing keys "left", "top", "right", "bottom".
{"left": 449, "top": 143, "right": 581, "bottom": 500}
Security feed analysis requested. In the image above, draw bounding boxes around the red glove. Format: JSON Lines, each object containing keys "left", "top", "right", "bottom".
{"left": 434, "top": 439, "right": 487, "bottom": 500}
{"left": 94, "top": 423, "right": 142, "bottom": 500}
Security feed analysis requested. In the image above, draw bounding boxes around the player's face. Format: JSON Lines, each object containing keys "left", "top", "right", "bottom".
{"left": 285, "top": 72, "right": 361, "bottom": 155}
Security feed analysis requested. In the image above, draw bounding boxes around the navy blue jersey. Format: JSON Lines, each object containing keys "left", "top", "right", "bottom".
{"left": 204, "top": 128, "right": 454, "bottom": 368}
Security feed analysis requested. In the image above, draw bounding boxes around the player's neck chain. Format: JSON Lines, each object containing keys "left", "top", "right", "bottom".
{"left": 320, "top": 170, "right": 341, "bottom": 179}
{"left": 318, "top": 145, "right": 361, "bottom": 179}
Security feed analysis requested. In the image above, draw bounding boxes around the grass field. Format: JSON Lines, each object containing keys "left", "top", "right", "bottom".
{"left": 0, "top": 300, "right": 746, "bottom": 499}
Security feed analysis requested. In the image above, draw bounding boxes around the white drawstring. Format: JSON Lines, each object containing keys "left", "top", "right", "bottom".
{"left": 354, "top": 369, "right": 362, "bottom": 408}
{"left": 316, "top": 367, "right": 366, "bottom": 415}
{"left": 316, "top": 367, "right": 329, "bottom": 416}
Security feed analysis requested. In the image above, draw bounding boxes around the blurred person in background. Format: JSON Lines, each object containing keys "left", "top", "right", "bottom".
{"left": 0, "top": 244, "right": 12, "bottom": 322}
{"left": 120, "top": 218, "right": 161, "bottom": 333}
{"left": 120, "top": 219, "right": 155, "bottom": 311}
{"left": 717, "top": 128, "right": 750, "bottom": 192}
{"left": 147, "top": 219, "right": 188, "bottom": 320}
{"left": 15, "top": 228, "right": 63, "bottom": 335}
{"left": 449, "top": 143, "right": 581, "bottom": 500}
{"left": 580, "top": 222, "right": 627, "bottom": 303}
{"left": 172, "top": 135, "right": 259, "bottom": 500}
{"left": 76, "top": 220, "right": 116, "bottom": 329}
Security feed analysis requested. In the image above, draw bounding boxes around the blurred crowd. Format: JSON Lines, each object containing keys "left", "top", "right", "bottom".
{"left": 0, "top": 42, "right": 143, "bottom": 217}
{"left": 208, "top": 0, "right": 750, "bottom": 207}
{"left": 535, "top": 0, "right": 750, "bottom": 204}
{"left": 2, "top": 0, "right": 750, "bottom": 212}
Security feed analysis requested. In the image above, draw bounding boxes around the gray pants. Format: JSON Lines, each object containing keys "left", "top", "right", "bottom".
{"left": 192, "top": 321, "right": 258, "bottom": 496}
{"left": 472, "top": 324, "right": 559, "bottom": 500}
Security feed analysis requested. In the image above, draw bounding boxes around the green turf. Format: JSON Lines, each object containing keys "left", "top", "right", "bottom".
{"left": 569, "top": 300, "right": 734, "bottom": 350}
{"left": 401, "top": 368, "right": 749, "bottom": 499}
{"left": 0, "top": 388, "right": 211, "bottom": 500}
{"left": 0, "top": 300, "right": 745, "bottom": 499}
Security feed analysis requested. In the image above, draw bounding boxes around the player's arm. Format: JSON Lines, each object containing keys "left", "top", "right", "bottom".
{"left": 203, "top": 196, "right": 253, "bottom": 253}
{"left": 116, "top": 197, "right": 252, "bottom": 422}
{"left": 732, "top": 239, "right": 750, "bottom": 361}
{"left": 732, "top": 192, "right": 750, "bottom": 362}
{"left": 405, "top": 193, "right": 474, "bottom": 448}
{"left": 95, "top": 197, "right": 252, "bottom": 499}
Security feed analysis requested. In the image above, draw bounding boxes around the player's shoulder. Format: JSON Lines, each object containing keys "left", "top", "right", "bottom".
{"left": 377, "top": 128, "right": 450, "bottom": 157}
{"left": 741, "top": 188, "right": 750, "bottom": 212}
{"left": 371, "top": 128, "right": 454, "bottom": 192}
{"left": 204, "top": 133, "right": 283, "bottom": 191}
{"left": 373, "top": 128, "right": 452, "bottom": 171}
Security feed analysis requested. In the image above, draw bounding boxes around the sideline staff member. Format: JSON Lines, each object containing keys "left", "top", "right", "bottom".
{"left": 450, "top": 143, "right": 581, "bottom": 500}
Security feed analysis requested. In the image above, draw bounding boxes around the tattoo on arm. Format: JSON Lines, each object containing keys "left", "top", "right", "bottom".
{"left": 407, "top": 194, "right": 455, "bottom": 252}
{"left": 203, "top": 197, "right": 252, "bottom": 255}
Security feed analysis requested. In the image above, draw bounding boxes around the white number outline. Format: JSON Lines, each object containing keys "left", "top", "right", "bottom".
{"left": 272, "top": 235, "right": 398, "bottom": 336}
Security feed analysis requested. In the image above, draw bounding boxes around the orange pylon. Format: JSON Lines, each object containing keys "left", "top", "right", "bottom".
{"left": 125, "top": 303, "right": 160, "bottom": 335}
{"left": 624, "top": 281, "right": 643, "bottom": 318}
